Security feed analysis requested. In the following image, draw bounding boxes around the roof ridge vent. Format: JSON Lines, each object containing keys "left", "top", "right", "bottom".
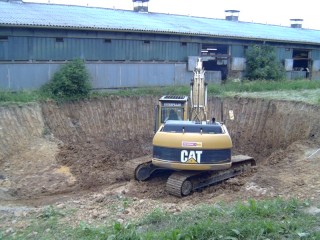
{"left": 225, "top": 10, "right": 240, "bottom": 21}
{"left": 132, "top": 0, "right": 149, "bottom": 13}
{"left": 290, "top": 19, "right": 303, "bottom": 28}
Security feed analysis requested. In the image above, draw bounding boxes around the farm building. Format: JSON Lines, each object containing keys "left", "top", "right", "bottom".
{"left": 1, "top": 0, "right": 320, "bottom": 90}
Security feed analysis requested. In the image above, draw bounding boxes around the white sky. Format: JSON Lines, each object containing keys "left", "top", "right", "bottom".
{"left": 24, "top": 0, "right": 320, "bottom": 30}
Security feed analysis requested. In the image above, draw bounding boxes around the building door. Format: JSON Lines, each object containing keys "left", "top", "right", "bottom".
{"left": 201, "top": 44, "right": 229, "bottom": 81}
{"left": 292, "top": 49, "right": 311, "bottom": 79}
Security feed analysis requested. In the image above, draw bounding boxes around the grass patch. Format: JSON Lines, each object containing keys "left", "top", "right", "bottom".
{"left": 226, "top": 89, "right": 320, "bottom": 105}
{"left": 215, "top": 79, "right": 320, "bottom": 93}
{"left": 137, "top": 198, "right": 319, "bottom": 239}
{"left": 1, "top": 80, "right": 320, "bottom": 105}
{"left": 91, "top": 85, "right": 190, "bottom": 98}
{"left": 2, "top": 199, "right": 319, "bottom": 239}
{"left": 0, "top": 90, "right": 42, "bottom": 104}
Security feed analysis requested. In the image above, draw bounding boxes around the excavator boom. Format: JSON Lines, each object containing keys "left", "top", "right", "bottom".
{"left": 190, "top": 58, "right": 208, "bottom": 122}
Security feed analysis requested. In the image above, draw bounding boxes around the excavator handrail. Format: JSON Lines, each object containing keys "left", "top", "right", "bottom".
{"left": 162, "top": 121, "right": 223, "bottom": 134}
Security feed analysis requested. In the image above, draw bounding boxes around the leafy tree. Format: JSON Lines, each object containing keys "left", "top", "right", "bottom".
{"left": 42, "top": 59, "right": 91, "bottom": 100}
{"left": 245, "top": 45, "right": 285, "bottom": 80}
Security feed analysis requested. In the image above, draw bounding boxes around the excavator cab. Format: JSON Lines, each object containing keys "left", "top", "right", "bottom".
{"left": 154, "top": 95, "right": 189, "bottom": 132}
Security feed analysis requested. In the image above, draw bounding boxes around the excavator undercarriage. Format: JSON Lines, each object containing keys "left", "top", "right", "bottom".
{"left": 123, "top": 155, "right": 255, "bottom": 197}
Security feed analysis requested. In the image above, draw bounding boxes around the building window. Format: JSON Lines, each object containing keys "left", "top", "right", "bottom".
{"left": 181, "top": 42, "right": 187, "bottom": 46}
{"left": 0, "top": 36, "right": 8, "bottom": 41}
{"left": 201, "top": 44, "right": 228, "bottom": 56}
{"left": 104, "top": 39, "right": 112, "bottom": 43}
{"left": 55, "top": 37, "right": 64, "bottom": 43}
{"left": 144, "top": 40, "right": 150, "bottom": 44}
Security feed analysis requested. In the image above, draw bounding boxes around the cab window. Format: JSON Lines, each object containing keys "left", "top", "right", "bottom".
{"left": 161, "top": 107, "right": 184, "bottom": 123}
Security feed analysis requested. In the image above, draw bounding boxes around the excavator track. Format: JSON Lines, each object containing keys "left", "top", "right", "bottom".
{"left": 123, "top": 156, "right": 156, "bottom": 181}
{"left": 166, "top": 155, "right": 255, "bottom": 197}
{"left": 166, "top": 171, "right": 198, "bottom": 197}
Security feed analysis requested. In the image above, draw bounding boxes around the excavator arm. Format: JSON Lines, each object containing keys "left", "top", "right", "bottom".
{"left": 190, "top": 58, "right": 208, "bottom": 122}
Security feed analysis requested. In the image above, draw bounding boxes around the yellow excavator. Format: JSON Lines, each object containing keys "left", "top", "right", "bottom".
{"left": 124, "top": 58, "right": 255, "bottom": 197}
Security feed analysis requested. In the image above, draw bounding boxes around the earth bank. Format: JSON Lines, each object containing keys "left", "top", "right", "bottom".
{"left": 0, "top": 96, "right": 320, "bottom": 227}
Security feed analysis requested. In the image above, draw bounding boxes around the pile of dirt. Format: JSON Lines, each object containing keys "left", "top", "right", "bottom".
{"left": 56, "top": 135, "right": 152, "bottom": 190}
{"left": 57, "top": 140, "right": 126, "bottom": 189}
{"left": 248, "top": 140, "right": 320, "bottom": 202}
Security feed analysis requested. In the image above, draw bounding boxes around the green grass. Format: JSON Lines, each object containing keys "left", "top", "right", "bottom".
{"left": 1, "top": 79, "right": 320, "bottom": 105}
{"left": 0, "top": 90, "right": 42, "bottom": 104}
{"left": 219, "top": 79, "right": 320, "bottom": 93}
{"left": 2, "top": 198, "right": 319, "bottom": 239}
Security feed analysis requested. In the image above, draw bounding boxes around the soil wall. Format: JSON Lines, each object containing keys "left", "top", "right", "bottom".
{"left": 208, "top": 97, "right": 320, "bottom": 160}
{"left": 41, "top": 96, "right": 158, "bottom": 154}
{"left": 1, "top": 97, "right": 320, "bottom": 163}
{"left": 1, "top": 97, "right": 320, "bottom": 199}
{"left": 0, "top": 103, "right": 45, "bottom": 162}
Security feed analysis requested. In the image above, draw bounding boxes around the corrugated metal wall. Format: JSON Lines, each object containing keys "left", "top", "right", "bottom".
{"left": 311, "top": 49, "right": 320, "bottom": 60}
{"left": 231, "top": 45, "right": 245, "bottom": 58}
{"left": 0, "top": 36, "right": 200, "bottom": 62}
{"left": 0, "top": 62, "right": 194, "bottom": 90}
{"left": 3, "top": 27, "right": 320, "bottom": 87}
{"left": 276, "top": 47, "right": 292, "bottom": 61}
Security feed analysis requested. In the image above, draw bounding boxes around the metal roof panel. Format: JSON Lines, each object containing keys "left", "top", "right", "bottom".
{"left": 1, "top": 1, "right": 320, "bottom": 45}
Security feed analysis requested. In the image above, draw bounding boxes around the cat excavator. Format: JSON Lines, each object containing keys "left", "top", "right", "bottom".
{"left": 124, "top": 58, "right": 255, "bottom": 197}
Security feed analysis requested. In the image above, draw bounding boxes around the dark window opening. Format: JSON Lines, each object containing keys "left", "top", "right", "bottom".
{"left": 181, "top": 42, "right": 187, "bottom": 46}
{"left": 203, "top": 60, "right": 228, "bottom": 80}
{"left": 200, "top": 44, "right": 229, "bottom": 81}
{"left": 293, "top": 49, "right": 309, "bottom": 59}
{"left": 292, "top": 49, "right": 310, "bottom": 78}
{"left": 55, "top": 37, "right": 64, "bottom": 43}
{"left": 104, "top": 39, "right": 112, "bottom": 43}
{"left": 0, "top": 36, "right": 8, "bottom": 41}
{"left": 144, "top": 40, "right": 150, "bottom": 44}
{"left": 201, "top": 44, "right": 228, "bottom": 56}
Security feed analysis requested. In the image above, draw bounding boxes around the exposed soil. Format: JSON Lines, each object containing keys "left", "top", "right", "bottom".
{"left": 1, "top": 97, "right": 320, "bottom": 233}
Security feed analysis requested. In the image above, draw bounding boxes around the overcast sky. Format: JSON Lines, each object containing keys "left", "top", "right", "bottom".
{"left": 24, "top": 0, "right": 320, "bottom": 30}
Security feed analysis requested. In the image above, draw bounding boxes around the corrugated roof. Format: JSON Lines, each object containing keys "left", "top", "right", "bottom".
{"left": 1, "top": 1, "right": 320, "bottom": 45}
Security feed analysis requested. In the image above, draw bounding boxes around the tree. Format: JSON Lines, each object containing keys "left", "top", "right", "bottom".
{"left": 42, "top": 59, "right": 91, "bottom": 100}
{"left": 245, "top": 45, "right": 285, "bottom": 80}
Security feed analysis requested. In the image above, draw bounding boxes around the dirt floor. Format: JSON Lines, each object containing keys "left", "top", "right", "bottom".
{"left": 1, "top": 97, "right": 320, "bottom": 233}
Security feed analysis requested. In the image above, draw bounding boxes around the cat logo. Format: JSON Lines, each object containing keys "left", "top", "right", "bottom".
{"left": 180, "top": 150, "right": 203, "bottom": 164}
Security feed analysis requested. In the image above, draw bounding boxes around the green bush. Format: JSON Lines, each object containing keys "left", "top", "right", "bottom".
{"left": 42, "top": 59, "right": 91, "bottom": 100}
{"left": 245, "top": 45, "right": 285, "bottom": 80}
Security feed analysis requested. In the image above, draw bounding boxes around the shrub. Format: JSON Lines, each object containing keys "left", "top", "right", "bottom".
{"left": 42, "top": 59, "right": 91, "bottom": 100}
{"left": 245, "top": 45, "right": 285, "bottom": 80}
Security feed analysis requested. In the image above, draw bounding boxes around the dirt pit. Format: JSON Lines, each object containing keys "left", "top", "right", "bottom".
{"left": 0, "top": 97, "right": 320, "bottom": 228}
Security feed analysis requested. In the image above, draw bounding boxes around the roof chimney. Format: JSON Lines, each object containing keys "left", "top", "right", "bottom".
{"left": 225, "top": 10, "right": 240, "bottom": 21}
{"left": 132, "top": 0, "right": 149, "bottom": 13}
{"left": 290, "top": 19, "right": 303, "bottom": 28}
